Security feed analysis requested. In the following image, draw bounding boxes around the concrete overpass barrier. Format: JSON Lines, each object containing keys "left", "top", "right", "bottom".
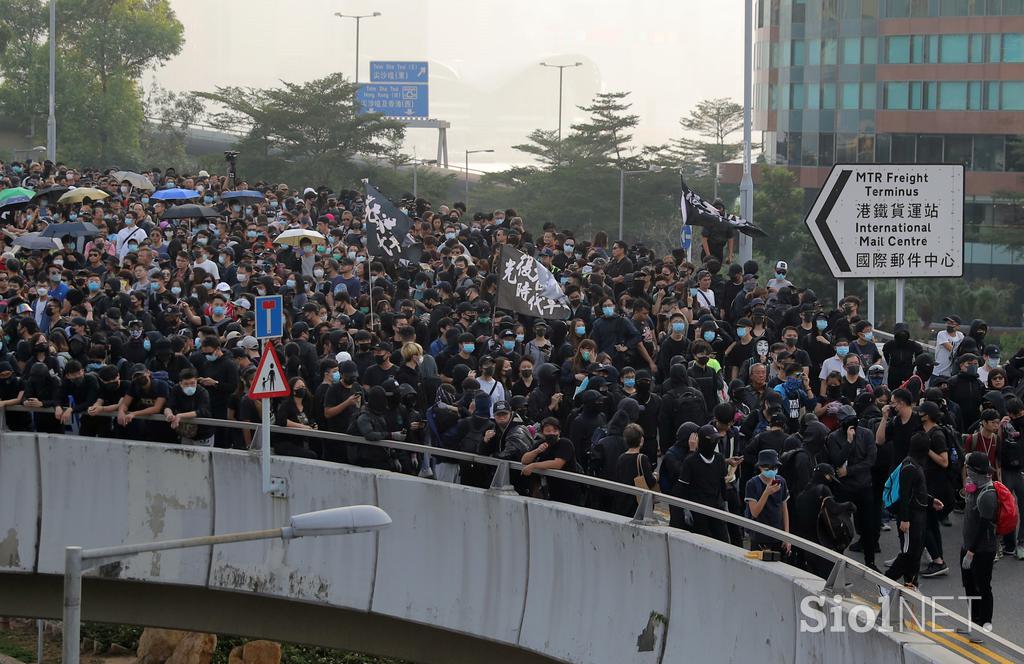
{"left": 0, "top": 431, "right": 984, "bottom": 663}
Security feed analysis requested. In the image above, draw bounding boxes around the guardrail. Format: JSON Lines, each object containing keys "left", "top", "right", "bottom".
{"left": 2, "top": 404, "right": 1022, "bottom": 660}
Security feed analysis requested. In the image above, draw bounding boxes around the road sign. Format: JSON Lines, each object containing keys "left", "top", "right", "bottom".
{"left": 249, "top": 344, "right": 290, "bottom": 400}
{"left": 254, "top": 295, "right": 284, "bottom": 339}
{"left": 370, "top": 61, "right": 429, "bottom": 84}
{"left": 356, "top": 83, "right": 429, "bottom": 118}
{"left": 804, "top": 164, "right": 964, "bottom": 279}
{"left": 679, "top": 224, "right": 693, "bottom": 250}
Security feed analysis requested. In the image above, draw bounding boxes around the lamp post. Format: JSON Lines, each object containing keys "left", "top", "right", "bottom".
{"left": 464, "top": 149, "right": 493, "bottom": 206}
{"left": 739, "top": 0, "right": 754, "bottom": 263}
{"left": 47, "top": 0, "right": 56, "bottom": 162}
{"left": 412, "top": 158, "right": 438, "bottom": 200}
{"left": 618, "top": 165, "right": 663, "bottom": 241}
{"left": 539, "top": 61, "right": 582, "bottom": 164}
{"left": 62, "top": 506, "right": 391, "bottom": 664}
{"left": 334, "top": 12, "right": 382, "bottom": 84}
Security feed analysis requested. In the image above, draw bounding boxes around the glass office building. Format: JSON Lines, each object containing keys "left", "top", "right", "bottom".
{"left": 734, "top": 0, "right": 1024, "bottom": 285}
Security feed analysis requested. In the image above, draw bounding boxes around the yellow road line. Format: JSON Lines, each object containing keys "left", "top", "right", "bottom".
{"left": 927, "top": 621, "right": 1014, "bottom": 664}
{"left": 908, "top": 622, "right": 996, "bottom": 664}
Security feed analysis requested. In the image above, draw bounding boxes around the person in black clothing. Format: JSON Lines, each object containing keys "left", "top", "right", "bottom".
{"left": 959, "top": 452, "right": 999, "bottom": 636}
{"left": 790, "top": 463, "right": 841, "bottom": 578}
{"left": 289, "top": 322, "right": 321, "bottom": 390}
{"left": 744, "top": 409, "right": 788, "bottom": 470}
{"left": 0, "top": 361, "right": 28, "bottom": 431}
{"left": 275, "top": 376, "right": 319, "bottom": 459}
{"left": 164, "top": 368, "right": 214, "bottom": 446}
{"left": 521, "top": 417, "right": 581, "bottom": 505}
{"left": 918, "top": 400, "right": 953, "bottom": 579}
{"left": 688, "top": 340, "right": 723, "bottom": 411}
{"left": 322, "top": 361, "right": 363, "bottom": 461}
{"left": 363, "top": 341, "right": 400, "bottom": 388}
{"left": 55, "top": 360, "right": 100, "bottom": 436}
{"left": 655, "top": 313, "right": 692, "bottom": 377}
{"left": 658, "top": 363, "right": 708, "bottom": 454}
{"left": 23, "top": 362, "right": 62, "bottom": 433}
{"left": 568, "top": 389, "right": 605, "bottom": 471}
{"left": 117, "top": 363, "right": 172, "bottom": 442}
{"left": 826, "top": 406, "right": 880, "bottom": 570}
{"left": 198, "top": 336, "right": 239, "bottom": 447}
{"left": 527, "top": 362, "right": 564, "bottom": 425}
{"left": 882, "top": 323, "right": 923, "bottom": 389}
{"left": 780, "top": 434, "right": 813, "bottom": 499}
{"left": 610, "top": 423, "right": 656, "bottom": 517}
{"left": 885, "top": 432, "right": 945, "bottom": 589}
{"left": 675, "top": 424, "right": 729, "bottom": 542}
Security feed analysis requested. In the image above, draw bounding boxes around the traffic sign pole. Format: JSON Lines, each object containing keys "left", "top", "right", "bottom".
{"left": 896, "top": 278, "right": 906, "bottom": 324}
{"left": 837, "top": 279, "right": 844, "bottom": 305}
{"left": 261, "top": 383, "right": 271, "bottom": 494}
{"left": 867, "top": 279, "right": 876, "bottom": 325}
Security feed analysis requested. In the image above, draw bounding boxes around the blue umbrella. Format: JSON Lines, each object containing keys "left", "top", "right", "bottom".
{"left": 0, "top": 195, "right": 32, "bottom": 211}
{"left": 220, "top": 190, "right": 265, "bottom": 203}
{"left": 151, "top": 188, "right": 200, "bottom": 201}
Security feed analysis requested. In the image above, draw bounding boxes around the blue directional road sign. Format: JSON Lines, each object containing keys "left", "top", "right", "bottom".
{"left": 254, "top": 295, "right": 284, "bottom": 339}
{"left": 370, "top": 61, "right": 429, "bottom": 84}
{"left": 356, "top": 83, "right": 429, "bottom": 118}
{"left": 679, "top": 224, "right": 693, "bottom": 251}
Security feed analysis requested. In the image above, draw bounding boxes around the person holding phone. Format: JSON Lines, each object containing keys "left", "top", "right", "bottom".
{"left": 745, "top": 448, "right": 791, "bottom": 554}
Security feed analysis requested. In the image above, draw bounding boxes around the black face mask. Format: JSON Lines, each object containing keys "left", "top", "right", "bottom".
{"left": 544, "top": 434, "right": 559, "bottom": 445}
{"left": 698, "top": 440, "right": 718, "bottom": 456}
{"left": 375, "top": 354, "right": 388, "bottom": 365}
{"left": 636, "top": 381, "right": 652, "bottom": 396}
{"left": 520, "top": 370, "right": 532, "bottom": 380}
{"left": 294, "top": 387, "right": 308, "bottom": 398}
{"left": 846, "top": 366, "right": 860, "bottom": 376}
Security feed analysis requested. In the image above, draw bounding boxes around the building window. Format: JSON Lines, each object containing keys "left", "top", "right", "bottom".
{"left": 876, "top": 133, "right": 892, "bottom": 162}
{"left": 911, "top": 0, "right": 930, "bottom": 15}
{"left": 863, "top": 37, "right": 878, "bottom": 64}
{"left": 1003, "top": 81, "right": 1024, "bottom": 109}
{"left": 911, "top": 35, "right": 930, "bottom": 63}
{"left": 918, "top": 135, "right": 944, "bottom": 161}
{"left": 823, "top": 39, "right": 838, "bottom": 65}
{"left": 1008, "top": 0, "right": 1024, "bottom": 14}
{"left": 836, "top": 134, "right": 858, "bottom": 162}
{"left": 974, "top": 135, "right": 1005, "bottom": 171}
{"left": 842, "top": 82, "right": 860, "bottom": 109}
{"left": 892, "top": 134, "right": 916, "bottom": 161}
{"left": 819, "top": 133, "right": 836, "bottom": 164}
{"left": 843, "top": 37, "right": 861, "bottom": 65}
{"left": 939, "top": 81, "right": 968, "bottom": 109}
{"left": 1004, "top": 34, "right": 1024, "bottom": 62}
{"left": 791, "top": 83, "right": 805, "bottom": 109}
{"left": 801, "top": 132, "right": 819, "bottom": 166}
{"left": 858, "top": 135, "right": 875, "bottom": 162}
{"left": 989, "top": 34, "right": 1002, "bottom": 62}
{"left": 969, "top": 80, "right": 983, "bottom": 109}
{"left": 807, "top": 39, "right": 821, "bottom": 66}
{"left": 940, "top": 0, "right": 970, "bottom": 13}
{"left": 885, "top": 81, "right": 910, "bottom": 109}
{"left": 887, "top": 36, "right": 910, "bottom": 63}
{"left": 863, "top": 0, "right": 880, "bottom": 17}
{"left": 886, "top": 0, "right": 910, "bottom": 17}
{"left": 807, "top": 83, "right": 820, "bottom": 109}
{"left": 940, "top": 34, "right": 970, "bottom": 62}
{"left": 862, "top": 82, "right": 878, "bottom": 109}
{"left": 791, "top": 40, "right": 805, "bottom": 66}
{"left": 822, "top": 83, "right": 837, "bottom": 109}
{"left": 986, "top": 81, "right": 1001, "bottom": 109}
{"left": 946, "top": 135, "right": 974, "bottom": 167}
{"left": 970, "top": 33, "right": 986, "bottom": 62}
{"left": 910, "top": 81, "right": 924, "bottom": 110}
{"left": 793, "top": 0, "right": 807, "bottom": 22}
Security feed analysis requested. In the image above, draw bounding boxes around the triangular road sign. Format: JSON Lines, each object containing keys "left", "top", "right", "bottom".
{"left": 249, "top": 343, "right": 290, "bottom": 399}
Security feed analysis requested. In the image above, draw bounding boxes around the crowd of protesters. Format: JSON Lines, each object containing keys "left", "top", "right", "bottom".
{"left": 2, "top": 158, "right": 1024, "bottom": 633}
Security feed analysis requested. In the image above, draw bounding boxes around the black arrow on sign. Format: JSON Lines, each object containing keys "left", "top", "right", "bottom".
{"left": 816, "top": 169, "right": 852, "bottom": 273}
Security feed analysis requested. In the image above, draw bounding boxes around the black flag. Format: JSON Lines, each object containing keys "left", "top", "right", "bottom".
{"left": 680, "top": 178, "right": 766, "bottom": 238}
{"left": 364, "top": 180, "right": 414, "bottom": 259}
{"left": 495, "top": 245, "right": 571, "bottom": 320}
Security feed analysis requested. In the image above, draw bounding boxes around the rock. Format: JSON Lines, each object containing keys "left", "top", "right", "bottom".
{"left": 137, "top": 628, "right": 189, "bottom": 664}
{"left": 166, "top": 632, "right": 217, "bottom": 664}
{"left": 241, "top": 641, "right": 281, "bottom": 664}
{"left": 228, "top": 646, "right": 245, "bottom": 664}
{"left": 108, "top": 643, "right": 132, "bottom": 655}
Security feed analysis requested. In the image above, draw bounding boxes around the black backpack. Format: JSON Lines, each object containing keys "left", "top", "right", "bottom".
{"left": 670, "top": 387, "right": 708, "bottom": 427}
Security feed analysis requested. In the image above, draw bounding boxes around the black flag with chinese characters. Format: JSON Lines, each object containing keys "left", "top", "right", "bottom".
{"left": 680, "top": 178, "right": 766, "bottom": 238}
{"left": 363, "top": 180, "right": 413, "bottom": 259}
{"left": 495, "top": 245, "right": 571, "bottom": 320}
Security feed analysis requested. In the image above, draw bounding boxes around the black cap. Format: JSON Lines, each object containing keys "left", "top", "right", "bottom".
{"left": 493, "top": 400, "right": 512, "bottom": 414}
{"left": 376, "top": 341, "right": 394, "bottom": 352}
{"left": 945, "top": 314, "right": 962, "bottom": 325}
{"left": 984, "top": 345, "right": 1000, "bottom": 357}
{"left": 698, "top": 424, "right": 723, "bottom": 442}
{"left": 966, "top": 451, "right": 991, "bottom": 475}
{"left": 757, "top": 449, "right": 780, "bottom": 467}
{"left": 918, "top": 401, "right": 942, "bottom": 422}
{"left": 129, "top": 363, "right": 148, "bottom": 376}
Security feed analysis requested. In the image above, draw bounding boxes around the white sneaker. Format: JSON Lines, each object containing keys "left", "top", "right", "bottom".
{"left": 884, "top": 557, "right": 897, "bottom": 566}
{"left": 1016, "top": 546, "right": 1024, "bottom": 561}
{"left": 881, "top": 522, "right": 892, "bottom": 532}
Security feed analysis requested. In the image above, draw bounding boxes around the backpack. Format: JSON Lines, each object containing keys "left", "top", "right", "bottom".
{"left": 883, "top": 461, "right": 908, "bottom": 512}
{"left": 670, "top": 388, "right": 708, "bottom": 427}
{"left": 659, "top": 445, "right": 686, "bottom": 493}
{"left": 942, "top": 425, "right": 965, "bottom": 483}
{"left": 590, "top": 424, "right": 609, "bottom": 451}
{"left": 991, "top": 481, "right": 1020, "bottom": 536}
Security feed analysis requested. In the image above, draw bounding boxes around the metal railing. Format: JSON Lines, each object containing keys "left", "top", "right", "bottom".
{"left": 2, "top": 404, "right": 1022, "bottom": 660}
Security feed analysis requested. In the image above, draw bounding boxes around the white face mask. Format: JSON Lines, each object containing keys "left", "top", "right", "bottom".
{"left": 756, "top": 341, "right": 769, "bottom": 356}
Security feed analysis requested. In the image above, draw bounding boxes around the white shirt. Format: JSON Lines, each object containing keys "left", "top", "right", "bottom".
{"left": 194, "top": 258, "right": 220, "bottom": 281}
{"left": 694, "top": 287, "right": 716, "bottom": 310}
{"left": 818, "top": 355, "right": 865, "bottom": 381}
{"left": 934, "top": 330, "right": 963, "bottom": 377}
{"left": 116, "top": 225, "right": 147, "bottom": 261}
{"left": 475, "top": 377, "right": 506, "bottom": 416}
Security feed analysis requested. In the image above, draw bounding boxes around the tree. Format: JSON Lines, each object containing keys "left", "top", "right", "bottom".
{"left": 668, "top": 98, "right": 744, "bottom": 196}
{"left": 140, "top": 82, "right": 205, "bottom": 171}
{"left": 570, "top": 91, "right": 640, "bottom": 167}
{"left": 196, "top": 73, "right": 407, "bottom": 186}
{"left": 0, "top": 0, "right": 184, "bottom": 166}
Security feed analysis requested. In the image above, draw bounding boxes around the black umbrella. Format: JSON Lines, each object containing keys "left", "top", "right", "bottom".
{"left": 160, "top": 204, "right": 222, "bottom": 220}
{"left": 40, "top": 221, "right": 102, "bottom": 238}
{"left": 32, "top": 185, "right": 70, "bottom": 205}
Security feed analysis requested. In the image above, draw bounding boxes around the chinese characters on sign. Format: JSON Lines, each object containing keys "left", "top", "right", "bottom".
{"left": 805, "top": 165, "right": 964, "bottom": 279}
{"left": 496, "top": 246, "right": 571, "bottom": 320}
{"left": 363, "top": 181, "right": 411, "bottom": 259}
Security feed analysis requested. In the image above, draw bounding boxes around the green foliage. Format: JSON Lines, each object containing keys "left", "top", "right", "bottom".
{"left": 568, "top": 91, "right": 641, "bottom": 167}
{"left": 992, "top": 331, "right": 1024, "bottom": 355}
{"left": 0, "top": 638, "right": 35, "bottom": 662}
{"left": 666, "top": 98, "right": 744, "bottom": 192}
{"left": 140, "top": 82, "right": 206, "bottom": 171}
{"left": 80, "top": 622, "right": 144, "bottom": 651}
{"left": 907, "top": 278, "right": 1019, "bottom": 327}
{"left": 196, "top": 73, "right": 406, "bottom": 186}
{"left": 0, "top": 0, "right": 185, "bottom": 166}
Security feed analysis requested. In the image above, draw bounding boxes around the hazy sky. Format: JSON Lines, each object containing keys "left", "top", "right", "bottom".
{"left": 155, "top": 0, "right": 745, "bottom": 170}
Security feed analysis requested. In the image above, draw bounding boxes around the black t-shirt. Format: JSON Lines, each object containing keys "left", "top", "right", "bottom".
{"left": 362, "top": 363, "right": 399, "bottom": 388}
{"left": 126, "top": 378, "right": 170, "bottom": 412}
{"left": 887, "top": 412, "right": 922, "bottom": 468}
{"left": 324, "top": 382, "right": 362, "bottom": 433}
{"left": 276, "top": 399, "right": 310, "bottom": 427}
{"left": 839, "top": 376, "right": 869, "bottom": 404}
{"left": 678, "top": 453, "right": 727, "bottom": 504}
{"left": 532, "top": 437, "right": 579, "bottom": 504}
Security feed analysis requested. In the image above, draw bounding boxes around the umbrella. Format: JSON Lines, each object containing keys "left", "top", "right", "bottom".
{"left": 160, "top": 204, "right": 222, "bottom": 220}
{"left": 274, "top": 228, "right": 327, "bottom": 246}
{"left": 220, "top": 190, "right": 266, "bottom": 203}
{"left": 32, "top": 185, "right": 69, "bottom": 204}
{"left": 40, "top": 221, "right": 101, "bottom": 238}
{"left": 13, "top": 233, "right": 62, "bottom": 251}
{"left": 151, "top": 188, "right": 199, "bottom": 201}
{"left": 0, "top": 195, "right": 33, "bottom": 211}
{"left": 0, "top": 187, "right": 35, "bottom": 202}
{"left": 57, "top": 187, "right": 110, "bottom": 204}
{"left": 112, "top": 171, "right": 155, "bottom": 191}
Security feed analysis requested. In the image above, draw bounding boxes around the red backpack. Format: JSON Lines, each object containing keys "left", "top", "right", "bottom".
{"left": 991, "top": 482, "right": 1019, "bottom": 537}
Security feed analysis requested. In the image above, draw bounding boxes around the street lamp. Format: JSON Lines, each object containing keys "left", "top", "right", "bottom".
{"left": 464, "top": 149, "right": 493, "bottom": 207}
{"left": 539, "top": 61, "right": 582, "bottom": 164}
{"left": 62, "top": 506, "right": 391, "bottom": 664}
{"left": 739, "top": 0, "right": 754, "bottom": 263}
{"left": 334, "top": 12, "right": 382, "bottom": 84}
{"left": 47, "top": 0, "right": 56, "bottom": 161}
{"left": 411, "top": 158, "right": 438, "bottom": 200}
{"left": 618, "top": 164, "right": 663, "bottom": 242}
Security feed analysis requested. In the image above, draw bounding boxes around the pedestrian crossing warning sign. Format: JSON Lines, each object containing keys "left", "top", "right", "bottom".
{"left": 249, "top": 343, "right": 290, "bottom": 399}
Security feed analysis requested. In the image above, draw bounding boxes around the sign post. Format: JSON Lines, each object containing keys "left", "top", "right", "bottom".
{"left": 250, "top": 295, "right": 288, "bottom": 494}
{"left": 357, "top": 61, "right": 429, "bottom": 118}
{"left": 805, "top": 163, "right": 964, "bottom": 323}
